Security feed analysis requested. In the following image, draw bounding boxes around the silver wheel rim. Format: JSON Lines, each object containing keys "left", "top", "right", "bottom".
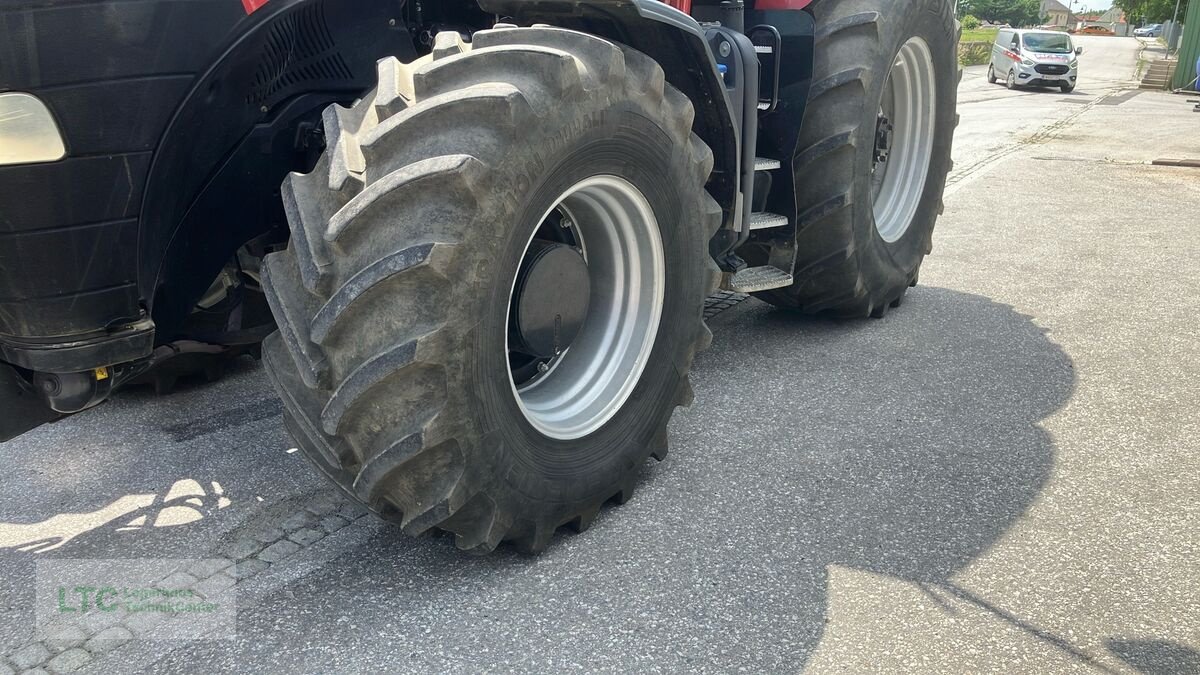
{"left": 505, "top": 175, "right": 665, "bottom": 440}
{"left": 871, "top": 37, "right": 937, "bottom": 243}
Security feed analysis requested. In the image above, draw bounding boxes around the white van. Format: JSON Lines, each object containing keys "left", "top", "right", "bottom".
{"left": 988, "top": 29, "right": 1082, "bottom": 92}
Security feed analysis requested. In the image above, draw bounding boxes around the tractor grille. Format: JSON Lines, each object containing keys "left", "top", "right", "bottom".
{"left": 246, "top": 1, "right": 353, "bottom": 106}
{"left": 1035, "top": 64, "right": 1070, "bottom": 75}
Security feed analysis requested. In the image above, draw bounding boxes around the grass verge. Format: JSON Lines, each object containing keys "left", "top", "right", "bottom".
{"left": 962, "top": 28, "right": 999, "bottom": 43}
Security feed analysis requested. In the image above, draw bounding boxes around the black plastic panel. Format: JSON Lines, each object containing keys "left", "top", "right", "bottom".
{"left": 38, "top": 76, "right": 195, "bottom": 155}
{"left": 0, "top": 0, "right": 243, "bottom": 88}
{"left": 0, "top": 153, "right": 151, "bottom": 233}
{"left": 0, "top": 151, "right": 150, "bottom": 337}
{"left": 0, "top": 218, "right": 138, "bottom": 302}
{"left": 0, "top": 284, "right": 141, "bottom": 341}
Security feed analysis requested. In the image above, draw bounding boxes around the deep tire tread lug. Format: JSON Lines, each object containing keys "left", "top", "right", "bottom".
{"left": 814, "top": 11, "right": 881, "bottom": 45}
{"left": 649, "top": 426, "right": 669, "bottom": 462}
{"left": 281, "top": 171, "right": 334, "bottom": 293}
{"left": 324, "top": 104, "right": 368, "bottom": 195}
{"left": 320, "top": 339, "right": 419, "bottom": 435}
{"left": 310, "top": 242, "right": 448, "bottom": 344}
{"left": 373, "top": 57, "right": 416, "bottom": 121}
{"left": 261, "top": 253, "right": 330, "bottom": 388}
{"left": 431, "top": 31, "right": 466, "bottom": 61}
{"left": 326, "top": 155, "right": 485, "bottom": 245}
{"left": 413, "top": 46, "right": 583, "bottom": 106}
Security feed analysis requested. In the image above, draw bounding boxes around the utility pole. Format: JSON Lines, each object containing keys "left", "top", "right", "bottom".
{"left": 1168, "top": 0, "right": 1183, "bottom": 54}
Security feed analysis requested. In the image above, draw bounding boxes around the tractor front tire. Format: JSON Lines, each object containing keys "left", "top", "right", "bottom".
{"left": 260, "top": 27, "right": 719, "bottom": 553}
{"left": 756, "top": 0, "right": 960, "bottom": 317}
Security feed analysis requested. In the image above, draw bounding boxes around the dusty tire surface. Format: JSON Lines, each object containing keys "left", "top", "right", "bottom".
{"left": 755, "top": 0, "right": 960, "bottom": 317}
{"left": 260, "top": 27, "right": 720, "bottom": 553}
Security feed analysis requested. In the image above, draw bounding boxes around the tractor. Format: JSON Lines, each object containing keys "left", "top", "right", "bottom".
{"left": 0, "top": 0, "right": 959, "bottom": 552}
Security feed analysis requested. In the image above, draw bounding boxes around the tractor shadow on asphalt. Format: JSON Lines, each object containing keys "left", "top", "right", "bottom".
{"left": 187, "top": 285, "right": 1079, "bottom": 670}
{"left": 656, "top": 285, "right": 1076, "bottom": 667}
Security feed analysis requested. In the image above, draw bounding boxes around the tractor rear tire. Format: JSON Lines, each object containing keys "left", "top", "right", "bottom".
{"left": 260, "top": 27, "right": 719, "bottom": 553}
{"left": 755, "top": 0, "right": 960, "bottom": 317}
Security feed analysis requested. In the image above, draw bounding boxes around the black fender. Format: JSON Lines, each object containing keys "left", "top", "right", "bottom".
{"left": 141, "top": 0, "right": 416, "bottom": 341}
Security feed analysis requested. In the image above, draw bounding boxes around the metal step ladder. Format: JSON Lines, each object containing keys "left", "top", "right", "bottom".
{"left": 724, "top": 265, "right": 793, "bottom": 293}
{"left": 747, "top": 211, "right": 787, "bottom": 230}
{"left": 723, "top": 157, "right": 794, "bottom": 293}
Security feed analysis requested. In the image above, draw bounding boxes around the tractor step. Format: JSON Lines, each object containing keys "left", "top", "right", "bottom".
{"left": 754, "top": 157, "right": 781, "bottom": 171}
{"left": 722, "top": 266, "right": 793, "bottom": 293}
{"left": 748, "top": 211, "right": 788, "bottom": 230}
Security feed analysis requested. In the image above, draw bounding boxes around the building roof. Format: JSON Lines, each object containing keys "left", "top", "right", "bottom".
{"left": 1098, "top": 8, "right": 1126, "bottom": 22}
{"left": 1041, "top": 0, "right": 1071, "bottom": 14}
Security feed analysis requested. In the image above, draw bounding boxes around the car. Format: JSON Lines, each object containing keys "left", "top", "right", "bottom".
{"left": 988, "top": 28, "right": 1082, "bottom": 93}
{"left": 1134, "top": 24, "right": 1163, "bottom": 37}
{"left": 1073, "top": 25, "right": 1116, "bottom": 36}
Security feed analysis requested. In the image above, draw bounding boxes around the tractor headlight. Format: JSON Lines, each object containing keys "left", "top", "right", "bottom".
{"left": 0, "top": 93, "right": 66, "bottom": 166}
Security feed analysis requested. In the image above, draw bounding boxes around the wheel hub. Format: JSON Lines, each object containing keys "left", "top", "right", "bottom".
{"left": 505, "top": 175, "right": 665, "bottom": 441}
{"left": 511, "top": 241, "right": 590, "bottom": 359}
{"left": 874, "top": 113, "right": 894, "bottom": 167}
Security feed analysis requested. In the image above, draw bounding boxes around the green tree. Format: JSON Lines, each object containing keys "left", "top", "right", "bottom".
{"left": 962, "top": 13, "right": 983, "bottom": 30}
{"left": 960, "top": 0, "right": 1044, "bottom": 26}
{"left": 1115, "top": 0, "right": 1189, "bottom": 23}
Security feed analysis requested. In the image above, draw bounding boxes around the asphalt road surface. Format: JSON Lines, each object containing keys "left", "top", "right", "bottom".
{"left": 3, "top": 36, "right": 1199, "bottom": 674}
